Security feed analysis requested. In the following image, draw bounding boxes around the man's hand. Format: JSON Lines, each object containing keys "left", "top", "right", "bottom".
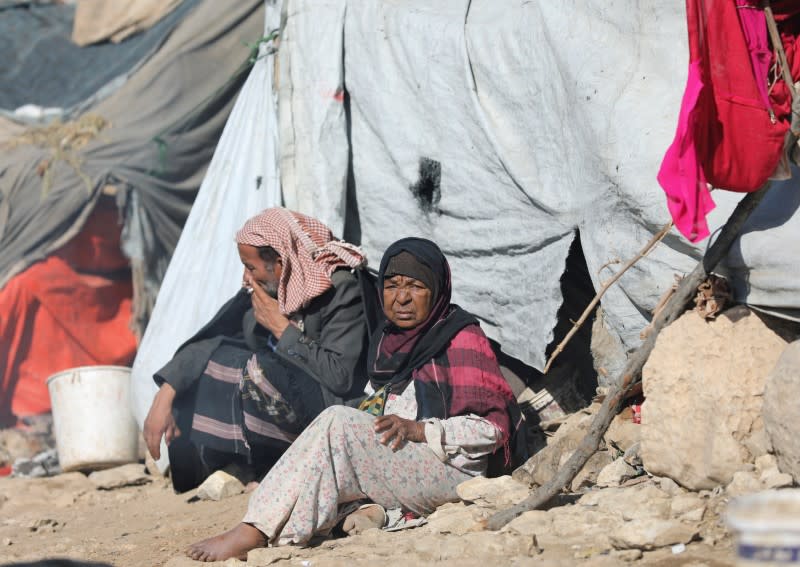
{"left": 143, "top": 383, "right": 180, "bottom": 460}
{"left": 374, "top": 415, "right": 425, "bottom": 451}
{"left": 251, "top": 282, "right": 290, "bottom": 338}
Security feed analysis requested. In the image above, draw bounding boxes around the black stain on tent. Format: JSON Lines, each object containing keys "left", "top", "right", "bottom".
{"left": 409, "top": 157, "right": 441, "bottom": 213}
{"left": 255, "top": 175, "right": 263, "bottom": 190}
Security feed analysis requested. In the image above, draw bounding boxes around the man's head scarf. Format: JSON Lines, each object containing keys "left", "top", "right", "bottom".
{"left": 235, "top": 207, "right": 366, "bottom": 315}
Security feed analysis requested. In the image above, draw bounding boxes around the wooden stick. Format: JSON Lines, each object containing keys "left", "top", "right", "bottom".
{"left": 542, "top": 223, "right": 672, "bottom": 375}
{"left": 765, "top": 2, "right": 797, "bottom": 100}
{"left": 487, "top": 186, "right": 771, "bottom": 531}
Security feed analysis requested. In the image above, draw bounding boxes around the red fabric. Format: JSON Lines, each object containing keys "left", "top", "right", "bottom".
{"left": 658, "top": 0, "right": 790, "bottom": 242}
{"left": 0, "top": 205, "right": 136, "bottom": 427}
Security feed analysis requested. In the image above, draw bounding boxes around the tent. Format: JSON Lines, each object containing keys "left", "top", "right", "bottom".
{"left": 131, "top": 0, "right": 800, "bottom": 446}
{"left": 0, "top": 0, "right": 265, "bottom": 426}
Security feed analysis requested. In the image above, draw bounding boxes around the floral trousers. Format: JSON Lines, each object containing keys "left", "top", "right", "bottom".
{"left": 243, "top": 405, "right": 470, "bottom": 545}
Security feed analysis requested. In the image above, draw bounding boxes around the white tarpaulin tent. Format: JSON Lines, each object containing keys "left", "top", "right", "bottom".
{"left": 278, "top": 0, "right": 800, "bottom": 371}
{"left": 130, "top": 4, "right": 283, "bottom": 452}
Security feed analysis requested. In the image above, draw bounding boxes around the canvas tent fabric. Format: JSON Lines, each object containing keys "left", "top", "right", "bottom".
{"left": 0, "top": 0, "right": 265, "bottom": 338}
{"left": 72, "top": 0, "right": 183, "bottom": 47}
{"left": 129, "top": 4, "right": 284, "bottom": 460}
{"left": 0, "top": 0, "right": 199, "bottom": 115}
{"left": 277, "top": 0, "right": 800, "bottom": 372}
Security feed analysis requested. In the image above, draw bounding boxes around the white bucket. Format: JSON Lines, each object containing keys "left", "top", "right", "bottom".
{"left": 726, "top": 489, "right": 800, "bottom": 566}
{"left": 47, "top": 365, "right": 139, "bottom": 472}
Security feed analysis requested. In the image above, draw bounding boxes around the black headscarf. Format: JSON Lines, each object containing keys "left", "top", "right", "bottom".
{"left": 367, "top": 238, "right": 477, "bottom": 387}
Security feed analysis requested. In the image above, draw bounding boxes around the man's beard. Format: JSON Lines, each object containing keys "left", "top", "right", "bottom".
{"left": 259, "top": 281, "right": 278, "bottom": 299}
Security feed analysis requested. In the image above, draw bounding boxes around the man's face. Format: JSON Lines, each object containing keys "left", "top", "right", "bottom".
{"left": 382, "top": 274, "right": 433, "bottom": 329}
{"left": 238, "top": 243, "right": 281, "bottom": 298}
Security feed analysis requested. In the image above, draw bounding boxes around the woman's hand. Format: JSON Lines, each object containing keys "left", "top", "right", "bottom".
{"left": 251, "top": 282, "right": 290, "bottom": 339}
{"left": 374, "top": 415, "right": 425, "bottom": 451}
{"left": 143, "top": 383, "right": 181, "bottom": 460}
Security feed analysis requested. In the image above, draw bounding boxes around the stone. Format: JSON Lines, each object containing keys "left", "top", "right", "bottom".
{"left": 754, "top": 454, "right": 779, "bottom": 475}
{"left": 605, "top": 411, "right": 641, "bottom": 453}
{"left": 622, "top": 442, "right": 642, "bottom": 468}
{"left": 196, "top": 470, "right": 245, "bottom": 501}
{"left": 579, "top": 483, "right": 671, "bottom": 521}
{"left": 571, "top": 450, "right": 614, "bottom": 491}
{"left": 456, "top": 475, "right": 530, "bottom": 508}
{"left": 513, "top": 409, "right": 593, "bottom": 486}
{"left": 761, "top": 469, "right": 794, "bottom": 489}
{"left": 88, "top": 463, "right": 151, "bottom": 490}
{"left": 426, "top": 502, "right": 485, "bottom": 535}
{"left": 609, "top": 519, "right": 698, "bottom": 550}
{"left": 502, "top": 510, "right": 552, "bottom": 537}
{"left": 246, "top": 546, "right": 294, "bottom": 565}
{"left": 764, "top": 340, "right": 800, "bottom": 484}
{"left": 596, "top": 458, "right": 638, "bottom": 487}
{"left": 641, "top": 307, "right": 788, "bottom": 490}
{"left": 726, "top": 470, "right": 762, "bottom": 498}
{"left": 611, "top": 548, "right": 643, "bottom": 561}
{"left": 656, "top": 476, "right": 683, "bottom": 496}
{"left": 670, "top": 494, "right": 706, "bottom": 522}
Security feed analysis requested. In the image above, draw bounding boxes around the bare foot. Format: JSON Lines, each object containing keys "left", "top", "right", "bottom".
{"left": 245, "top": 480, "right": 259, "bottom": 493}
{"left": 342, "top": 504, "right": 386, "bottom": 535}
{"left": 186, "top": 522, "right": 267, "bottom": 562}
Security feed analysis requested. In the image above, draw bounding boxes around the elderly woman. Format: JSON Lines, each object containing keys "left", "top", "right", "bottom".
{"left": 143, "top": 208, "right": 371, "bottom": 491}
{"left": 187, "top": 237, "right": 521, "bottom": 562}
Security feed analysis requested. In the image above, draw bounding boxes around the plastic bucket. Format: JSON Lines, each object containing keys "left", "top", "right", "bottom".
{"left": 47, "top": 365, "right": 139, "bottom": 472}
{"left": 726, "top": 489, "right": 800, "bottom": 565}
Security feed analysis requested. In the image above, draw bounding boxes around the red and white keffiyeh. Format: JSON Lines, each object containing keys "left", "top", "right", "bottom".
{"left": 235, "top": 208, "right": 366, "bottom": 315}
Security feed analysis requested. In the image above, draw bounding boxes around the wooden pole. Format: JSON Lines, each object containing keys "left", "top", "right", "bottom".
{"left": 486, "top": 185, "right": 772, "bottom": 531}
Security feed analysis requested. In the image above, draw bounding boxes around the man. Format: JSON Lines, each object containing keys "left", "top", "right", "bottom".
{"left": 143, "top": 208, "right": 373, "bottom": 491}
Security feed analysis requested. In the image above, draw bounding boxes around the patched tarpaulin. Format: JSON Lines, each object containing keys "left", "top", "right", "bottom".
{"left": 277, "top": 0, "right": 800, "bottom": 371}
{"left": 0, "top": 0, "right": 265, "bottom": 334}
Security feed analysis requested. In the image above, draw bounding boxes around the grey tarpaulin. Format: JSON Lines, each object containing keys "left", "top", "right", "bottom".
{"left": 0, "top": 0, "right": 199, "bottom": 114}
{"left": 278, "top": 0, "right": 800, "bottom": 371}
{"left": 0, "top": 0, "right": 265, "bottom": 335}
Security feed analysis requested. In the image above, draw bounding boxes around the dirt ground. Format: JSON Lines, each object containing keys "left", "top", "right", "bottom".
{"left": 0, "top": 469, "right": 738, "bottom": 567}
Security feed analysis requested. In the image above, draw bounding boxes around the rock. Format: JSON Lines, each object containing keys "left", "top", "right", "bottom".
{"left": 579, "top": 483, "right": 671, "bottom": 521}
{"left": 571, "top": 451, "right": 614, "bottom": 491}
{"left": 596, "top": 458, "right": 638, "bottom": 487}
{"left": 513, "top": 410, "right": 593, "bottom": 486}
{"left": 196, "top": 470, "right": 245, "bottom": 501}
{"left": 656, "top": 476, "right": 683, "bottom": 495}
{"left": 764, "top": 340, "right": 800, "bottom": 484}
{"left": 610, "top": 519, "right": 698, "bottom": 550}
{"left": 457, "top": 475, "right": 530, "bottom": 508}
{"left": 754, "top": 454, "right": 779, "bottom": 475}
{"left": 611, "top": 548, "right": 643, "bottom": 561}
{"left": 246, "top": 546, "right": 294, "bottom": 565}
{"left": 622, "top": 442, "right": 642, "bottom": 468}
{"left": 726, "top": 470, "right": 762, "bottom": 498}
{"left": 641, "top": 307, "right": 788, "bottom": 490}
{"left": 670, "top": 494, "right": 706, "bottom": 522}
{"left": 761, "top": 469, "right": 794, "bottom": 489}
{"left": 426, "top": 502, "right": 485, "bottom": 535}
{"left": 88, "top": 463, "right": 151, "bottom": 490}
{"left": 12, "top": 448, "right": 60, "bottom": 478}
{"left": 502, "top": 510, "right": 552, "bottom": 537}
{"left": 605, "top": 411, "right": 641, "bottom": 453}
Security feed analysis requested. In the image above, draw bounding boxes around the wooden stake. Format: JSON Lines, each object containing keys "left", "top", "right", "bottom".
{"left": 486, "top": 185, "right": 772, "bottom": 531}
{"left": 542, "top": 223, "right": 672, "bottom": 375}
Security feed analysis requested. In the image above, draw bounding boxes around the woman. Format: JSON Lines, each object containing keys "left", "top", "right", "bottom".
{"left": 187, "top": 237, "right": 521, "bottom": 562}
{"left": 143, "top": 208, "right": 371, "bottom": 491}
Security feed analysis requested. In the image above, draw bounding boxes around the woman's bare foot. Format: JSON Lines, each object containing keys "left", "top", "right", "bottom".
{"left": 245, "top": 480, "right": 259, "bottom": 493}
{"left": 342, "top": 504, "right": 386, "bottom": 535}
{"left": 186, "top": 522, "right": 267, "bottom": 562}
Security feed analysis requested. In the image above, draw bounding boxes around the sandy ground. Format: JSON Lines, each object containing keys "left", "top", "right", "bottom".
{"left": 0, "top": 469, "right": 738, "bottom": 567}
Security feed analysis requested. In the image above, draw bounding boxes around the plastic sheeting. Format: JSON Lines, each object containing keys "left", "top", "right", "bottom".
{"left": 278, "top": 0, "right": 800, "bottom": 371}
{"left": 129, "top": 4, "right": 283, "bottom": 463}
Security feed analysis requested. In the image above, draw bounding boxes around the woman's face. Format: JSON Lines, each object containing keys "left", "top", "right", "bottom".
{"left": 382, "top": 274, "right": 433, "bottom": 329}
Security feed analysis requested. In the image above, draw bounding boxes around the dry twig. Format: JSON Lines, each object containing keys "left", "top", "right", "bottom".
{"left": 543, "top": 222, "right": 673, "bottom": 374}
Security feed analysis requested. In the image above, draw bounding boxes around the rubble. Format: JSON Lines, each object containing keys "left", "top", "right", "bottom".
{"left": 456, "top": 475, "right": 530, "bottom": 508}
{"left": 641, "top": 307, "right": 789, "bottom": 490}
{"left": 596, "top": 458, "right": 638, "bottom": 487}
{"left": 89, "top": 464, "right": 151, "bottom": 490}
{"left": 196, "top": 470, "right": 245, "bottom": 501}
